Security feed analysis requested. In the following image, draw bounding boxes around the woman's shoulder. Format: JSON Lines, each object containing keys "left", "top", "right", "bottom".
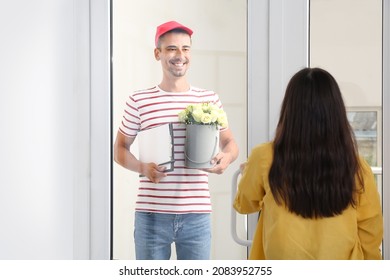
{"left": 357, "top": 156, "right": 375, "bottom": 177}
{"left": 252, "top": 141, "right": 273, "bottom": 153}
{"left": 249, "top": 142, "right": 273, "bottom": 160}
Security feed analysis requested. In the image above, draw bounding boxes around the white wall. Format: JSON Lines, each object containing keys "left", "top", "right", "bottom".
{"left": 1, "top": 0, "right": 388, "bottom": 261}
{"left": 0, "top": 0, "right": 92, "bottom": 259}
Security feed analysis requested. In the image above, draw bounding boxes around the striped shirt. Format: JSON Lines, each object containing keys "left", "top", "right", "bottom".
{"left": 119, "top": 85, "right": 225, "bottom": 214}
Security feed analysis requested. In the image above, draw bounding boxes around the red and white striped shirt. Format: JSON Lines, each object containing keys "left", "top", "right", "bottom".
{"left": 119, "top": 85, "right": 225, "bottom": 214}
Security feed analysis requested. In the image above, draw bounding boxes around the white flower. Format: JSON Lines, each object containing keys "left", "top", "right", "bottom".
{"left": 217, "top": 113, "right": 228, "bottom": 128}
{"left": 210, "top": 110, "right": 219, "bottom": 123}
{"left": 200, "top": 113, "right": 212, "bottom": 124}
{"left": 178, "top": 110, "right": 188, "bottom": 122}
{"left": 191, "top": 108, "right": 204, "bottom": 122}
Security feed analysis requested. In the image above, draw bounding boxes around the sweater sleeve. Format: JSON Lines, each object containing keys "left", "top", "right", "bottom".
{"left": 356, "top": 158, "right": 384, "bottom": 259}
{"left": 233, "top": 144, "right": 268, "bottom": 214}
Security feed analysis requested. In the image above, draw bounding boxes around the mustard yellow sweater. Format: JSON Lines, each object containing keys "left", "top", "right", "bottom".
{"left": 234, "top": 142, "right": 383, "bottom": 260}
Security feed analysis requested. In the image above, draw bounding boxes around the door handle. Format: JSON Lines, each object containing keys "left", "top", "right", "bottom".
{"left": 231, "top": 168, "right": 253, "bottom": 247}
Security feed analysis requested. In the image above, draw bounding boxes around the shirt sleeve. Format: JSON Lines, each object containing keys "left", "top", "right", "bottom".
{"left": 356, "top": 158, "right": 384, "bottom": 259}
{"left": 210, "top": 92, "right": 228, "bottom": 132}
{"left": 118, "top": 94, "right": 141, "bottom": 137}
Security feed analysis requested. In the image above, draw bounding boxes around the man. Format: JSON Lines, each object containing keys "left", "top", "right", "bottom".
{"left": 114, "top": 20, "right": 238, "bottom": 260}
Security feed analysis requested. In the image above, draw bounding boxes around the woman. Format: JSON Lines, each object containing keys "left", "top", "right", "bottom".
{"left": 234, "top": 67, "right": 383, "bottom": 259}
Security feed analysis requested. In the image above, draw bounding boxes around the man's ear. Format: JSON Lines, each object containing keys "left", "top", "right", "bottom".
{"left": 154, "top": 48, "right": 160, "bottom": 61}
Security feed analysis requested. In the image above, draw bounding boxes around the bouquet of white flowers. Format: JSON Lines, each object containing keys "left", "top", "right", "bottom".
{"left": 178, "top": 102, "right": 228, "bottom": 128}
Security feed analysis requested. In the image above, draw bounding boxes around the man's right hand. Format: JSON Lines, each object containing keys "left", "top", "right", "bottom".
{"left": 140, "top": 162, "right": 167, "bottom": 183}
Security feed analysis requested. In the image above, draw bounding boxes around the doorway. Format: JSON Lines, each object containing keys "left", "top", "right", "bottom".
{"left": 111, "top": 0, "right": 248, "bottom": 260}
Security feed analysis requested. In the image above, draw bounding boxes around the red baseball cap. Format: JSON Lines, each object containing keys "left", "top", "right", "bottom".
{"left": 155, "top": 21, "right": 193, "bottom": 47}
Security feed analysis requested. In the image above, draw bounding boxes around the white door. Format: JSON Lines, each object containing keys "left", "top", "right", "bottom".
{"left": 242, "top": 0, "right": 389, "bottom": 260}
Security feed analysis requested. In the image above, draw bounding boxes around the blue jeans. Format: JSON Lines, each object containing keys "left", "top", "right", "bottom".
{"left": 134, "top": 212, "right": 211, "bottom": 260}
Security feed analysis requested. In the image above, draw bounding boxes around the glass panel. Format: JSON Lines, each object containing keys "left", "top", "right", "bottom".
{"left": 112, "top": 0, "right": 247, "bottom": 260}
{"left": 347, "top": 109, "right": 380, "bottom": 167}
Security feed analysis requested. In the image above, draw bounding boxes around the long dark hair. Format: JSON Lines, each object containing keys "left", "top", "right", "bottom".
{"left": 269, "top": 67, "right": 363, "bottom": 218}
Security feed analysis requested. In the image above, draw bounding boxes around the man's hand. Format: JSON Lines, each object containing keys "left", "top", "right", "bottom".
{"left": 140, "top": 162, "right": 167, "bottom": 183}
{"left": 202, "top": 152, "right": 232, "bottom": 174}
{"left": 202, "top": 128, "right": 238, "bottom": 174}
{"left": 239, "top": 162, "right": 247, "bottom": 174}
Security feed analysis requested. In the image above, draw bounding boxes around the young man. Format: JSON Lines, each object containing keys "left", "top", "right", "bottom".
{"left": 114, "top": 20, "right": 239, "bottom": 260}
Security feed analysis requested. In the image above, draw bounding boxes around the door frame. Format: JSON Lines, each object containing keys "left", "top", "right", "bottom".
{"left": 247, "top": 0, "right": 309, "bottom": 253}
{"left": 86, "top": 0, "right": 389, "bottom": 260}
{"left": 382, "top": 0, "right": 390, "bottom": 260}
{"left": 89, "top": 0, "right": 112, "bottom": 260}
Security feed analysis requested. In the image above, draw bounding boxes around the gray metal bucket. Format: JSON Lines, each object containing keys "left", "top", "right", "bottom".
{"left": 184, "top": 124, "right": 219, "bottom": 168}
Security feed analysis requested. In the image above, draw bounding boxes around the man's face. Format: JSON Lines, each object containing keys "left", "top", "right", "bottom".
{"left": 155, "top": 32, "right": 192, "bottom": 78}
